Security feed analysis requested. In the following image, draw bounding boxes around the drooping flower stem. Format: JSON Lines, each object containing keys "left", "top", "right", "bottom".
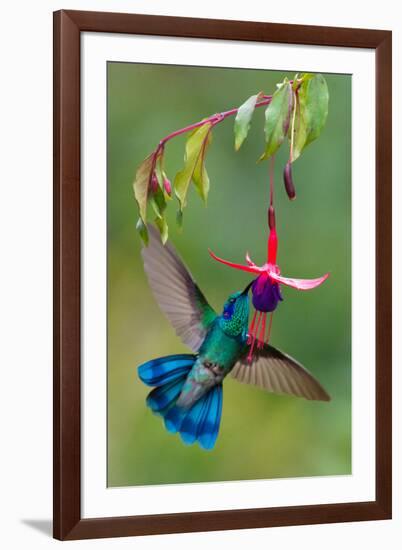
{"left": 269, "top": 155, "right": 275, "bottom": 209}
{"left": 268, "top": 206, "right": 276, "bottom": 231}
{"left": 289, "top": 90, "right": 298, "bottom": 163}
{"left": 267, "top": 156, "right": 278, "bottom": 264}
{"left": 283, "top": 89, "right": 299, "bottom": 201}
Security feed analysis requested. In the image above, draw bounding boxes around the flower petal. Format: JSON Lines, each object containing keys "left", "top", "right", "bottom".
{"left": 252, "top": 275, "right": 282, "bottom": 312}
{"left": 208, "top": 249, "right": 262, "bottom": 274}
{"left": 269, "top": 271, "right": 330, "bottom": 290}
{"left": 245, "top": 252, "right": 256, "bottom": 267}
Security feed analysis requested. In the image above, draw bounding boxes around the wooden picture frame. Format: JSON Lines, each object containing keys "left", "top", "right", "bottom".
{"left": 53, "top": 9, "right": 392, "bottom": 540}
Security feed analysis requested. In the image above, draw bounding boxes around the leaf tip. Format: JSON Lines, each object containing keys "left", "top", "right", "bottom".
{"left": 155, "top": 216, "right": 168, "bottom": 244}
{"left": 136, "top": 217, "right": 149, "bottom": 245}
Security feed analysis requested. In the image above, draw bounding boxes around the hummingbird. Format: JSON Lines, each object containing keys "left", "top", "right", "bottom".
{"left": 138, "top": 225, "right": 330, "bottom": 450}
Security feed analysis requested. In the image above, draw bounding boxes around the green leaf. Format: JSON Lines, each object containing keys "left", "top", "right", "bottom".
{"left": 153, "top": 151, "right": 169, "bottom": 197}
{"left": 292, "top": 72, "right": 314, "bottom": 91}
{"left": 155, "top": 216, "right": 168, "bottom": 244}
{"left": 150, "top": 185, "right": 167, "bottom": 219}
{"left": 154, "top": 153, "right": 164, "bottom": 186}
{"left": 133, "top": 154, "right": 153, "bottom": 222}
{"left": 234, "top": 93, "right": 262, "bottom": 151}
{"left": 174, "top": 122, "right": 212, "bottom": 211}
{"left": 260, "top": 81, "right": 293, "bottom": 161}
{"left": 155, "top": 167, "right": 172, "bottom": 203}
{"left": 192, "top": 128, "right": 212, "bottom": 203}
{"left": 136, "top": 217, "right": 149, "bottom": 245}
{"left": 291, "top": 74, "right": 329, "bottom": 162}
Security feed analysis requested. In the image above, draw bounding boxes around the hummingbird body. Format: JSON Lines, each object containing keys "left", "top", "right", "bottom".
{"left": 137, "top": 226, "right": 330, "bottom": 450}
{"left": 176, "top": 295, "right": 249, "bottom": 408}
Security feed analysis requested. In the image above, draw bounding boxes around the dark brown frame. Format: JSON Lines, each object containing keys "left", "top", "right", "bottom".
{"left": 53, "top": 9, "right": 392, "bottom": 541}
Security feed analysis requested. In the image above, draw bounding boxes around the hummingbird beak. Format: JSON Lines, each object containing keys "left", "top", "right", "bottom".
{"left": 241, "top": 281, "right": 253, "bottom": 295}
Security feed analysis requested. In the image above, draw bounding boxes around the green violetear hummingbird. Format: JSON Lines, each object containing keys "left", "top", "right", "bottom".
{"left": 138, "top": 225, "right": 330, "bottom": 450}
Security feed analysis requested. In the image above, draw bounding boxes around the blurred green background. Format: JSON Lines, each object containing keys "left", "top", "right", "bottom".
{"left": 107, "top": 63, "right": 351, "bottom": 487}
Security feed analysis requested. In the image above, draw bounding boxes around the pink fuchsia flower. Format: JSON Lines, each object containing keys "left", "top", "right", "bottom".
{"left": 163, "top": 177, "right": 172, "bottom": 196}
{"left": 209, "top": 226, "right": 329, "bottom": 361}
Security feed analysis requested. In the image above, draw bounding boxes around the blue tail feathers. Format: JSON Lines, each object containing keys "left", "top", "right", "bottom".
{"left": 165, "top": 384, "right": 223, "bottom": 450}
{"left": 137, "top": 354, "right": 223, "bottom": 450}
{"left": 138, "top": 354, "right": 196, "bottom": 386}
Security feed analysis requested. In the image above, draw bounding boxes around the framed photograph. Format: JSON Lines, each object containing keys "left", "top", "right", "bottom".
{"left": 53, "top": 10, "right": 392, "bottom": 540}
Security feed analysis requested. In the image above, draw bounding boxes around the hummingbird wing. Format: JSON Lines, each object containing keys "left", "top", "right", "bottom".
{"left": 141, "top": 225, "right": 217, "bottom": 352}
{"left": 231, "top": 343, "right": 330, "bottom": 401}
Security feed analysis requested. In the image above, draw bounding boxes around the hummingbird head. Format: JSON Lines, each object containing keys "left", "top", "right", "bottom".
{"left": 220, "top": 285, "right": 251, "bottom": 336}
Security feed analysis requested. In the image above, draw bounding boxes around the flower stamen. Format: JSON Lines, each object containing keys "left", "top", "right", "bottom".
{"left": 258, "top": 313, "right": 267, "bottom": 348}
{"left": 266, "top": 311, "right": 274, "bottom": 344}
{"left": 247, "top": 311, "right": 261, "bottom": 362}
{"left": 247, "top": 310, "right": 258, "bottom": 345}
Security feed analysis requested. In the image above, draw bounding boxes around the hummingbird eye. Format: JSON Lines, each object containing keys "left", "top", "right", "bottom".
{"left": 229, "top": 298, "right": 235, "bottom": 304}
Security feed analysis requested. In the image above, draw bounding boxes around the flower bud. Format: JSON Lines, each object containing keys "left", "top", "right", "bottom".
{"left": 150, "top": 172, "right": 158, "bottom": 193}
{"left": 283, "top": 161, "right": 296, "bottom": 200}
{"left": 163, "top": 177, "right": 172, "bottom": 196}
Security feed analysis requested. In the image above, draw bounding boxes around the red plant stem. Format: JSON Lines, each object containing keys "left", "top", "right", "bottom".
{"left": 152, "top": 96, "right": 273, "bottom": 159}
{"left": 267, "top": 156, "right": 278, "bottom": 263}
{"left": 269, "top": 156, "right": 275, "bottom": 208}
{"left": 148, "top": 145, "right": 163, "bottom": 190}
{"left": 147, "top": 78, "right": 297, "bottom": 188}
